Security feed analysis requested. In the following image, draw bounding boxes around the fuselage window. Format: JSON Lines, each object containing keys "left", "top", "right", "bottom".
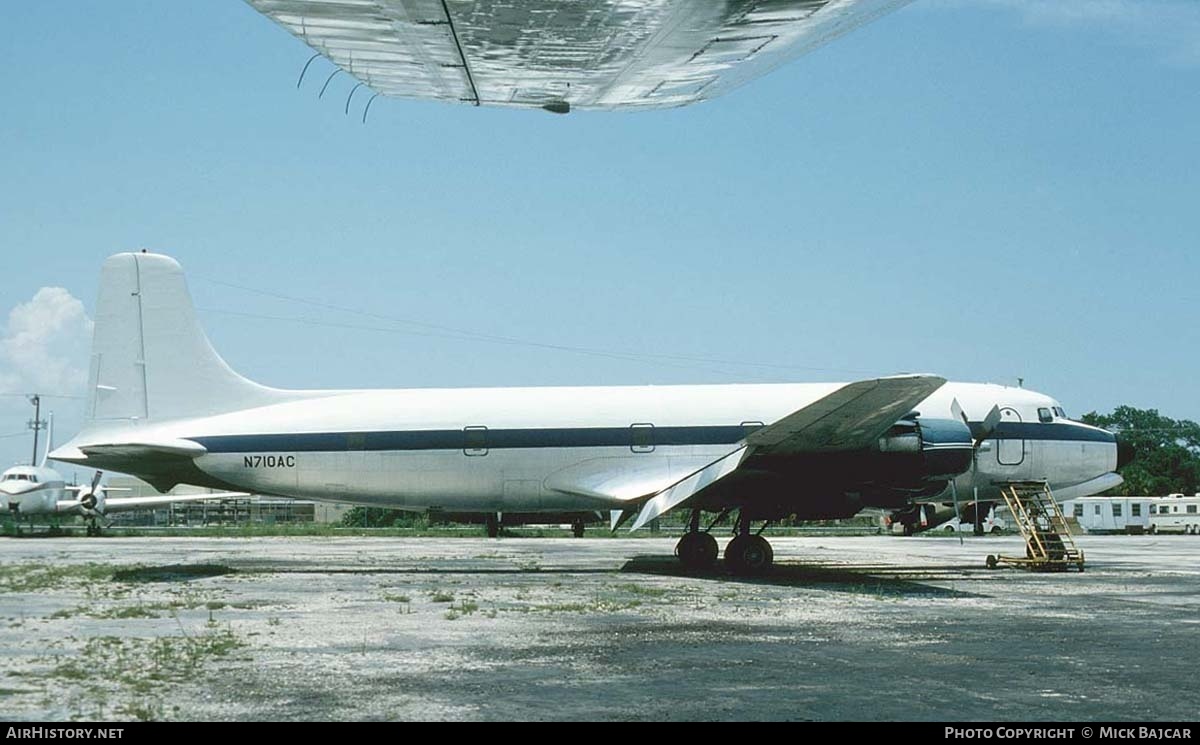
{"left": 630, "top": 423, "right": 655, "bottom": 454}
{"left": 463, "top": 426, "right": 488, "bottom": 456}
{"left": 1038, "top": 407, "right": 1053, "bottom": 423}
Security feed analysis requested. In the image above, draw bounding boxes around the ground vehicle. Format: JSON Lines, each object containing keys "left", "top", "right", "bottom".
{"left": 1148, "top": 494, "right": 1200, "bottom": 535}
{"left": 1073, "top": 496, "right": 1154, "bottom": 535}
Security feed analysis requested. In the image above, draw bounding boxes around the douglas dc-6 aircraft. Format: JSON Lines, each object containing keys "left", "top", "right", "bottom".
{"left": 245, "top": 0, "right": 913, "bottom": 113}
{"left": 51, "top": 253, "right": 1129, "bottom": 572}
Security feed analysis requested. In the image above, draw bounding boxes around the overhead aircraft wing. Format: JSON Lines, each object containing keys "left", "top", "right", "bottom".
{"left": 245, "top": 0, "right": 911, "bottom": 112}
{"left": 629, "top": 375, "right": 946, "bottom": 528}
{"left": 744, "top": 374, "right": 946, "bottom": 456}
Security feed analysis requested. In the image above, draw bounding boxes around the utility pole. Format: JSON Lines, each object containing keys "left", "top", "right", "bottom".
{"left": 27, "top": 395, "right": 46, "bottom": 467}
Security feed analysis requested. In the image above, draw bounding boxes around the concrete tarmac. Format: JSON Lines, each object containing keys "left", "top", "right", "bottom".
{"left": 1, "top": 533, "right": 1197, "bottom": 721}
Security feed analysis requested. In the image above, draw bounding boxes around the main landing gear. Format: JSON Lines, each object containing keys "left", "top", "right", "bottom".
{"left": 724, "top": 512, "right": 773, "bottom": 575}
{"left": 674, "top": 509, "right": 775, "bottom": 575}
{"left": 675, "top": 509, "right": 719, "bottom": 570}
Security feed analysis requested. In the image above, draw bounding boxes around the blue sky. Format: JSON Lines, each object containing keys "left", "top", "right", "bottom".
{"left": 1, "top": 0, "right": 1198, "bottom": 470}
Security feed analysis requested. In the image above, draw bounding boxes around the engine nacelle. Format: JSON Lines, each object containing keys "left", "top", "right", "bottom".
{"left": 876, "top": 417, "right": 973, "bottom": 482}
{"left": 78, "top": 488, "right": 107, "bottom": 518}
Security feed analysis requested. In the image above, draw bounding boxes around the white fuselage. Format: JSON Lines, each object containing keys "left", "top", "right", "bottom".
{"left": 55, "top": 380, "right": 1118, "bottom": 513}
{"left": 0, "top": 465, "right": 68, "bottom": 515}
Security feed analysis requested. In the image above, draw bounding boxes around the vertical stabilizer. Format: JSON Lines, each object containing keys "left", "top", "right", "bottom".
{"left": 86, "top": 252, "right": 295, "bottom": 424}
{"left": 38, "top": 413, "right": 53, "bottom": 467}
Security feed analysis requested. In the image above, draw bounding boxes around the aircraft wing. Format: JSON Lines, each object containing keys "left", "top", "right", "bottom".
{"left": 56, "top": 492, "right": 252, "bottom": 515}
{"left": 744, "top": 374, "right": 946, "bottom": 456}
{"left": 245, "top": 0, "right": 911, "bottom": 112}
{"left": 628, "top": 374, "right": 946, "bottom": 527}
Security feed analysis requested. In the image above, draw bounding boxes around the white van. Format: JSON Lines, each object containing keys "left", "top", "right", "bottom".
{"left": 1148, "top": 494, "right": 1200, "bottom": 535}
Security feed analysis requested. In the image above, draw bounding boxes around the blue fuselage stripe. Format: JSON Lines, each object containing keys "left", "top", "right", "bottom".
{"left": 190, "top": 421, "right": 1112, "bottom": 454}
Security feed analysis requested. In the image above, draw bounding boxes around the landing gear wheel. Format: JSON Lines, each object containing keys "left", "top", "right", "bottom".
{"left": 724, "top": 534, "right": 773, "bottom": 576}
{"left": 571, "top": 520, "right": 585, "bottom": 538}
{"left": 675, "top": 532, "right": 718, "bottom": 570}
{"left": 485, "top": 514, "right": 499, "bottom": 539}
{"left": 986, "top": 554, "right": 998, "bottom": 570}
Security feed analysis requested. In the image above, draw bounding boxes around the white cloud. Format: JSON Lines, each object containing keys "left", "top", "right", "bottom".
{"left": 928, "top": 0, "right": 1200, "bottom": 67}
{"left": 0, "top": 287, "right": 93, "bottom": 400}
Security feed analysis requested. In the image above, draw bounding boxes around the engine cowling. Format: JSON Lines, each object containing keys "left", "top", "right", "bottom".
{"left": 78, "top": 488, "right": 106, "bottom": 518}
{"left": 876, "top": 417, "right": 974, "bottom": 482}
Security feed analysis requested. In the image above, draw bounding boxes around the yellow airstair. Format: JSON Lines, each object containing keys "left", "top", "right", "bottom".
{"left": 985, "top": 481, "right": 1085, "bottom": 572}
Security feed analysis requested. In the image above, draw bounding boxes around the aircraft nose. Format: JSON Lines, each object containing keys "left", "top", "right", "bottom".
{"left": 1116, "top": 435, "right": 1136, "bottom": 469}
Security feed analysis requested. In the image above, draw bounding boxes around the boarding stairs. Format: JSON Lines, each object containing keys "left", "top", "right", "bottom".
{"left": 986, "top": 481, "right": 1085, "bottom": 572}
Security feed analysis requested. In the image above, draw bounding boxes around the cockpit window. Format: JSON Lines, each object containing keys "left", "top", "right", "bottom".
{"left": 1038, "top": 407, "right": 1053, "bottom": 423}
{"left": 1053, "top": 406, "right": 1067, "bottom": 419}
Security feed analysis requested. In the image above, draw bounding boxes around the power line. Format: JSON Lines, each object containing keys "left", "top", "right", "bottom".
{"left": 196, "top": 276, "right": 883, "bottom": 379}
{"left": 0, "top": 392, "right": 83, "bottom": 400}
{"left": 195, "top": 307, "right": 772, "bottom": 381}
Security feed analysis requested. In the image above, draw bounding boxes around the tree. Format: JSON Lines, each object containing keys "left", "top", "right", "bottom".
{"left": 1080, "top": 406, "right": 1200, "bottom": 496}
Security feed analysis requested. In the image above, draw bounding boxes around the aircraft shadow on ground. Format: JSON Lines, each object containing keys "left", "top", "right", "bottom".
{"left": 111, "top": 564, "right": 237, "bottom": 583}
{"left": 619, "top": 555, "right": 986, "bottom": 597}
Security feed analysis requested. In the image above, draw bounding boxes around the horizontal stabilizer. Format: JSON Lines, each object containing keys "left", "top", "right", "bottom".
{"left": 77, "top": 439, "right": 207, "bottom": 460}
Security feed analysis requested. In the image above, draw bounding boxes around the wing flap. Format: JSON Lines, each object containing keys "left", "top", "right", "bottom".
{"left": 630, "top": 446, "right": 750, "bottom": 530}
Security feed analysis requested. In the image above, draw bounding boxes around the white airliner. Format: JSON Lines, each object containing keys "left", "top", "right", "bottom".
{"left": 51, "top": 253, "right": 1128, "bottom": 571}
{"left": 2, "top": 410, "right": 248, "bottom": 535}
{"left": 246, "top": 0, "right": 912, "bottom": 113}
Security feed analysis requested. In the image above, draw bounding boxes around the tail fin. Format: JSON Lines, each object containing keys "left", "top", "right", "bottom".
{"left": 86, "top": 252, "right": 294, "bottom": 423}
{"left": 39, "top": 413, "right": 53, "bottom": 467}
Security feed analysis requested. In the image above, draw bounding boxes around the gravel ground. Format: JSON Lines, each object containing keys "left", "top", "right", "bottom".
{"left": 0, "top": 533, "right": 1197, "bottom": 721}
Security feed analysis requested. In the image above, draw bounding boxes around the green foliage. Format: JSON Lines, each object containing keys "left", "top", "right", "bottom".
{"left": 339, "top": 506, "right": 426, "bottom": 528}
{"left": 1081, "top": 406, "right": 1200, "bottom": 495}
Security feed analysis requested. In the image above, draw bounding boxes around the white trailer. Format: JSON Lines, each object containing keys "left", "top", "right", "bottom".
{"left": 1148, "top": 494, "right": 1200, "bottom": 535}
{"left": 1072, "top": 496, "right": 1154, "bottom": 534}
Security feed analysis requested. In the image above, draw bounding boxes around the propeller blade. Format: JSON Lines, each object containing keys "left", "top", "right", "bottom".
{"left": 89, "top": 470, "right": 103, "bottom": 494}
{"left": 974, "top": 404, "right": 1003, "bottom": 449}
{"left": 950, "top": 398, "right": 967, "bottom": 426}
